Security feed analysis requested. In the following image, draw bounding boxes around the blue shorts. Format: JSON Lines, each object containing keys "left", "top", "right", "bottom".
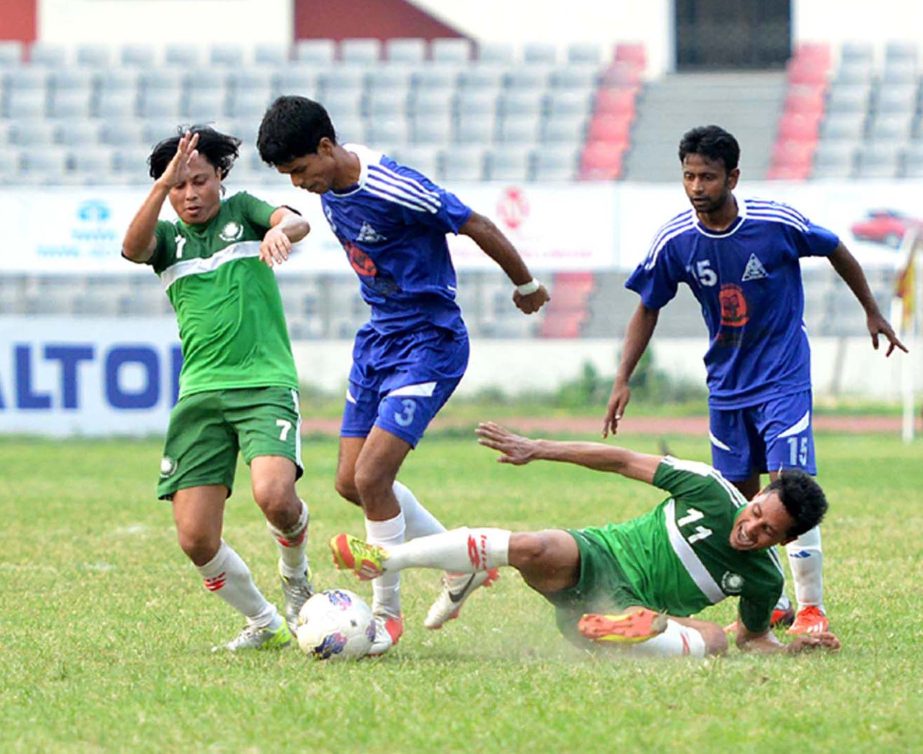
{"left": 340, "top": 323, "right": 469, "bottom": 447}
{"left": 708, "top": 390, "right": 816, "bottom": 481}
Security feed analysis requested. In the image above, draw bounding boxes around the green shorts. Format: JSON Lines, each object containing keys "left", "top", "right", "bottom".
{"left": 547, "top": 528, "right": 643, "bottom": 647}
{"left": 157, "top": 386, "right": 303, "bottom": 500}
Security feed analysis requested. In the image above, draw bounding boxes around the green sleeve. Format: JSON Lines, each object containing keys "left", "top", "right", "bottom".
{"left": 738, "top": 578, "right": 782, "bottom": 634}
{"left": 233, "top": 191, "right": 276, "bottom": 230}
{"left": 652, "top": 456, "right": 726, "bottom": 499}
{"left": 149, "top": 220, "right": 176, "bottom": 272}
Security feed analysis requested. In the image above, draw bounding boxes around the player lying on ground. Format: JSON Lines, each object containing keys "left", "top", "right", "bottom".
{"left": 331, "top": 423, "right": 841, "bottom": 657}
{"left": 122, "top": 127, "right": 313, "bottom": 652}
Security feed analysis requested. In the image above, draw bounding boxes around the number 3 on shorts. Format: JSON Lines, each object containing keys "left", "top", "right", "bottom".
{"left": 394, "top": 399, "right": 416, "bottom": 428}
{"left": 276, "top": 419, "right": 292, "bottom": 441}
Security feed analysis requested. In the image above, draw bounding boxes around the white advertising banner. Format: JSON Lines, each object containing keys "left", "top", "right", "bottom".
{"left": 0, "top": 317, "right": 181, "bottom": 436}
{"left": 0, "top": 183, "right": 619, "bottom": 275}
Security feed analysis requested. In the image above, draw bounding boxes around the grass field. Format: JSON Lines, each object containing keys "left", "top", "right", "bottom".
{"left": 1, "top": 430, "right": 921, "bottom": 753}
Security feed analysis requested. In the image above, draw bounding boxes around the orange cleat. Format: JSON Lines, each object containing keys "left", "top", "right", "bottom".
{"left": 578, "top": 608, "right": 668, "bottom": 644}
{"left": 788, "top": 605, "right": 829, "bottom": 635}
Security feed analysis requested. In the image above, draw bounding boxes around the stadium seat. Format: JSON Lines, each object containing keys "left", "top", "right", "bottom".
{"left": 20, "top": 147, "right": 70, "bottom": 176}
{"left": 533, "top": 146, "right": 579, "bottom": 181}
{"left": 366, "top": 117, "right": 410, "bottom": 147}
{"left": 409, "top": 89, "right": 454, "bottom": 117}
{"left": 367, "top": 65, "right": 415, "bottom": 93}
{"left": 99, "top": 119, "right": 146, "bottom": 147}
{"left": 567, "top": 42, "right": 602, "bottom": 65}
{"left": 792, "top": 42, "right": 832, "bottom": 69}
{"left": 393, "top": 145, "right": 442, "bottom": 177}
{"left": 431, "top": 38, "right": 472, "bottom": 64}
{"left": 340, "top": 38, "right": 381, "bottom": 65}
{"left": 455, "top": 90, "right": 498, "bottom": 116}
{"left": 254, "top": 44, "right": 289, "bottom": 67}
{"left": 75, "top": 44, "right": 112, "bottom": 68}
{"left": 119, "top": 44, "right": 158, "bottom": 68}
{"left": 185, "top": 90, "right": 227, "bottom": 121}
{"left": 549, "top": 65, "right": 600, "bottom": 91}
{"left": 227, "top": 88, "right": 273, "bottom": 119}
{"left": 881, "top": 62, "right": 917, "bottom": 86}
{"left": 412, "top": 113, "right": 450, "bottom": 146}
{"left": 778, "top": 112, "right": 821, "bottom": 141}
{"left": 414, "top": 65, "right": 461, "bottom": 91}
{"left": 811, "top": 142, "right": 856, "bottom": 178}
{"left": 826, "top": 85, "right": 871, "bottom": 115}
{"left": 294, "top": 39, "right": 336, "bottom": 65}
{"left": 496, "top": 90, "right": 545, "bottom": 118}
{"left": 477, "top": 42, "right": 515, "bottom": 65}
{"left": 5, "top": 90, "right": 47, "bottom": 119}
{"left": 71, "top": 146, "right": 115, "bottom": 176}
{"left": 209, "top": 44, "right": 246, "bottom": 67}
{"left": 96, "top": 90, "right": 139, "bottom": 119}
{"left": 6, "top": 67, "right": 48, "bottom": 92}
{"left": 784, "top": 89, "right": 826, "bottom": 118}
{"left": 385, "top": 38, "right": 427, "bottom": 64}
{"left": 0, "top": 41, "right": 23, "bottom": 66}
{"left": 876, "top": 85, "right": 917, "bottom": 115}
{"left": 48, "top": 89, "right": 93, "bottom": 119}
{"left": 505, "top": 67, "right": 552, "bottom": 92}
{"left": 454, "top": 112, "right": 496, "bottom": 145}
{"left": 546, "top": 90, "right": 594, "bottom": 118}
{"left": 614, "top": 43, "right": 646, "bottom": 70}
{"left": 29, "top": 42, "right": 68, "bottom": 67}
{"left": 496, "top": 114, "right": 541, "bottom": 145}
{"left": 323, "top": 90, "right": 364, "bottom": 123}
{"left": 819, "top": 112, "right": 866, "bottom": 141}
{"left": 441, "top": 147, "right": 485, "bottom": 181}
{"left": 787, "top": 58, "right": 829, "bottom": 87}
{"left": 50, "top": 67, "right": 96, "bottom": 93}
{"left": 485, "top": 146, "right": 532, "bottom": 181}
{"left": 884, "top": 40, "right": 918, "bottom": 65}
{"left": 599, "top": 62, "right": 642, "bottom": 88}
{"left": 541, "top": 113, "right": 587, "bottom": 145}
{"left": 56, "top": 121, "right": 103, "bottom": 148}
{"left": 164, "top": 45, "right": 202, "bottom": 67}
{"left": 275, "top": 66, "right": 319, "bottom": 98}
{"left": 9, "top": 119, "right": 56, "bottom": 146}
{"left": 318, "top": 67, "right": 367, "bottom": 99}
{"left": 868, "top": 113, "right": 913, "bottom": 142}
{"left": 855, "top": 144, "right": 902, "bottom": 177}
{"left": 588, "top": 115, "right": 632, "bottom": 145}
{"left": 523, "top": 43, "right": 557, "bottom": 65}
{"left": 366, "top": 89, "right": 409, "bottom": 119}
{"left": 457, "top": 66, "right": 506, "bottom": 92}
{"left": 139, "top": 90, "right": 183, "bottom": 120}
{"left": 594, "top": 88, "right": 638, "bottom": 118}
{"left": 840, "top": 41, "right": 874, "bottom": 65}
{"left": 580, "top": 140, "right": 625, "bottom": 180}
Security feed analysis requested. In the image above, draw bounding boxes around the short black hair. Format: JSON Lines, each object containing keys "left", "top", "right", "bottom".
{"left": 148, "top": 125, "right": 241, "bottom": 180}
{"left": 767, "top": 470, "right": 828, "bottom": 538}
{"left": 678, "top": 125, "right": 740, "bottom": 173}
{"left": 257, "top": 95, "right": 337, "bottom": 166}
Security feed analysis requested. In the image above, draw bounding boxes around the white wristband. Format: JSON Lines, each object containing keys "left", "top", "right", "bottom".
{"left": 515, "top": 279, "right": 541, "bottom": 296}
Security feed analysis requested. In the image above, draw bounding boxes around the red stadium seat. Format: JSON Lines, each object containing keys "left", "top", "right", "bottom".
{"left": 594, "top": 88, "right": 638, "bottom": 118}
{"left": 786, "top": 58, "right": 829, "bottom": 87}
{"left": 777, "top": 112, "right": 821, "bottom": 142}
{"left": 579, "top": 141, "right": 625, "bottom": 180}
{"left": 587, "top": 115, "right": 632, "bottom": 145}
{"left": 600, "top": 63, "right": 642, "bottom": 88}
{"left": 765, "top": 164, "right": 812, "bottom": 181}
{"left": 783, "top": 89, "right": 826, "bottom": 118}
{"left": 793, "top": 42, "right": 832, "bottom": 69}
{"left": 614, "top": 42, "right": 646, "bottom": 71}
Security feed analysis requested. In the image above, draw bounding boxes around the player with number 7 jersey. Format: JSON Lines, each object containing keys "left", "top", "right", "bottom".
{"left": 122, "top": 126, "right": 316, "bottom": 652}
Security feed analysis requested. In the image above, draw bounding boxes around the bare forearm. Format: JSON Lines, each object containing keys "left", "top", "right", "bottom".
{"left": 615, "top": 305, "right": 659, "bottom": 383}
{"left": 461, "top": 212, "right": 532, "bottom": 285}
{"left": 270, "top": 209, "right": 310, "bottom": 243}
{"left": 532, "top": 439, "right": 660, "bottom": 482}
{"left": 123, "top": 181, "right": 170, "bottom": 262}
{"left": 828, "top": 243, "right": 881, "bottom": 316}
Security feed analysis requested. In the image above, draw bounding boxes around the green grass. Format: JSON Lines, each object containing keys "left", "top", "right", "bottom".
{"left": 0, "top": 432, "right": 921, "bottom": 753}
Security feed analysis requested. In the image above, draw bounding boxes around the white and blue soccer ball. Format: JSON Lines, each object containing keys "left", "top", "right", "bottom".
{"left": 296, "top": 589, "right": 375, "bottom": 661}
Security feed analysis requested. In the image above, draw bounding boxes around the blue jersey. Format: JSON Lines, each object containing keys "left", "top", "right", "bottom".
{"left": 626, "top": 198, "right": 840, "bottom": 408}
{"left": 321, "top": 144, "right": 473, "bottom": 336}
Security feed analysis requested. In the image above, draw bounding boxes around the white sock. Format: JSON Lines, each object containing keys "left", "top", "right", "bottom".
{"left": 383, "top": 527, "right": 511, "bottom": 573}
{"left": 365, "top": 512, "right": 406, "bottom": 617}
{"left": 621, "top": 619, "right": 707, "bottom": 658}
{"left": 787, "top": 526, "right": 824, "bottom": 611}
{"left": 267, "top": 499, "right": 310, "bottom": 578}
{"left": 197, "top": 541, "right": 277, "bottom": 628}
{"left": 393, "top": 481, "right": 446, "bottom": 541}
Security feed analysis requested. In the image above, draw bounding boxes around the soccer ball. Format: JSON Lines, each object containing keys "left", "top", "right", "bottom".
{"left": 296, "top": 589, "right": 375, "bottom": 661}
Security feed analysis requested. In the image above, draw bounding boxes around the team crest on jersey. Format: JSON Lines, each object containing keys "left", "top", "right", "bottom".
{"left": 345, "top": 241, "right": 377, "bottom": 276}
{"left": 357, "top": 221, "right": 386, "bottom": 243}
{"left": 741, "top": 253, "right": 768, "bottom": 281}
{"left": 719, "top": 284, "right": 749, "bottom": 327}
{"left": 219, "top": 222, "right": 244, "bottom": 242}
{"left": 160, "top": 456, "right": 177, "bottom": 478}
{"left": 721, "top": 571, "right": 744, "bottom": 594}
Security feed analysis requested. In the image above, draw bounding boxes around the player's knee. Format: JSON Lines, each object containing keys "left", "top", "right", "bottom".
{"left": 334, "top": 474, "right": 362, "bottom": 505}
{"left": 509, "top": 532, "right": 549, "bottom": 567}
{"left": 353, "top": 463, "right": 394, "bottom": 504}
{"left": 252, "top": 477, "right": 298, "bottom": 520}
{"left": 176, "top": 529, "right": 219, "bottom": 566}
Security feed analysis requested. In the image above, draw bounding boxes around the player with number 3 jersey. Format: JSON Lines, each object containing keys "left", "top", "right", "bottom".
{"left": 257, "top": 96, "right": 550, "bottom": 655}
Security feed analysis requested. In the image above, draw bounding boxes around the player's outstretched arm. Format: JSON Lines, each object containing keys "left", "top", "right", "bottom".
{"left": 603, "top": 303, "right": 660, "bottom": 437}
{"left": 736, "top": 625, "right": 841, "bottom": 655}
{"left": 122, "top": 131, "right": 199, "bottom": 264}
{"left": 459, "top": 211, "right": 550, "bottom": 314}
{"left": 260, "top": 207, "right": 310, "bottom": 268}
{"left": 476, "top": 421, "right": 662, "bottom": 484}
{"left": 827, "top": 242, "right": 908, "bottom": 356}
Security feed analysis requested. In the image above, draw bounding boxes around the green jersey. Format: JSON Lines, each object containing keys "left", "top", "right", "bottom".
{"left": 602, "top": 457, "right": 784, "bottom": 633}
{"left": 148, "top": 192, "right": 298, "bottom": 399}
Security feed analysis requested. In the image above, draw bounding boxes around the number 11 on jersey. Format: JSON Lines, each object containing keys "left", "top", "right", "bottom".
{"left": 677, "top": 507, "right": 713, "bottom": 544}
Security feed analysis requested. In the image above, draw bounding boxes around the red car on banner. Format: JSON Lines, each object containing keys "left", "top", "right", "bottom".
{"left": 850, "top": 209, "right": 923, "bottom": 248}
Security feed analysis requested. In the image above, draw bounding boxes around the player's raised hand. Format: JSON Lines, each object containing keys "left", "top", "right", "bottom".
{"left": 867, "top": 312, "right": 908, "bottom": 357}
{"left": 512, "top": 284, "right": 550, "bottom": 315}
{"left": 786, "top": 631, "right": 841, "bottom": 654}
{"left": 602, "top": 380, "right": 631, "bottom": 438}
{"left": 476, "top": 422, "right": 537, "bottom": 465}
{"left": 260, "top": 227, "right": 293, "bottom": 268}
{"left": 157, "top": 130, "right": 199, "bottom": 189}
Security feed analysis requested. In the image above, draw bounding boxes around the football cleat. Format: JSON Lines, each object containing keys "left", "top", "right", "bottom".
{"left": 213, "top": 618, "right": 293, "bottom": 653}
{"left": 279, "top": 563, "right": 314, "bottom": 631}
{"left": 367, "top": 613, "right": 404, "bottom": 657}
{"left": 329, "top": 533, "right": 386, "bottom": 580}
{"left": 788, "top": 605, "right": 829, "bottom": 635}
{"left": 423, "top": 568, "right": 499, "bottom": 630}
{"left": 577, "top": 608, "right": 668, "bottom": 644}
{"left": 770, "top": 594, "right": 795, "bottom": 628}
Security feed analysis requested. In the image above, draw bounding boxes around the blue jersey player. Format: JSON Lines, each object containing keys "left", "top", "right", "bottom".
{"left": 603, "top": 125, "right": 906, "bottom": 636}
{"left": 258, "top": 95, "right": 550, "bottom": 654}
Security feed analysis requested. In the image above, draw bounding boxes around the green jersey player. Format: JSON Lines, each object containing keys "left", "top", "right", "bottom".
{"left": 122, "top": 127, "right": 313, "bottom": 652}
{"left": 331, "top": 422, "right": 841, "bottom": 657}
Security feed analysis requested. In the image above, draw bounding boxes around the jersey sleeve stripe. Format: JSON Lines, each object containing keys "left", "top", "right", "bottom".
{"left": 368, "top": 166, "right": 442, "bottom": 209}
{"left": 746, "top": 212, "right": 809, "bottom": 233}
{"left": 363, "top": 184, "right": 439, "bottom": 214}
{"left": 366, "top": 174, "right": 441, "bottom": 213}
{"left": 643, "top": 220, "right": 695, "bottom": 270}
{"left": 664, "top": 499, "right": 726, "bottom": 603}
{"left": 370, "top": 163, "right": 442, "bottom": 200}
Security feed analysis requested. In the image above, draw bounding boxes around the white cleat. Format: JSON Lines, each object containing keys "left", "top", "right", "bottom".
{"left": 423, "top": 569, "right": 499, "bottom": 630}
{"left": 366, "top": 613, "right": 404, "bottom": 656}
